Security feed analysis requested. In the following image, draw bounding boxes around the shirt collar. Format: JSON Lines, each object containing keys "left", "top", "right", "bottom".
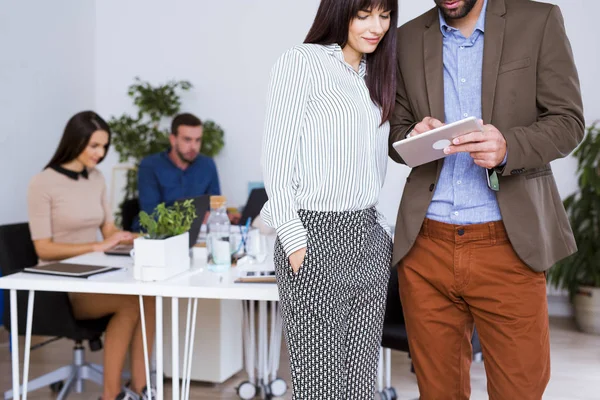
{"left": 439, "top": 0, "right": 488, "bottom": 38}
{"left": 161, "top": 148, "right": 197, "bottom": 170}
{"left": 50, "top": 164, "right": 89, "bottom": 180}
{"left": 322, "top": 43, "right": 367, "bottom": 78}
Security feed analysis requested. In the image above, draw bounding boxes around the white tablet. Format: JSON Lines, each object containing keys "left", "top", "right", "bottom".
{"left": 392, "top": 117, "right": 483, "bottom": 168}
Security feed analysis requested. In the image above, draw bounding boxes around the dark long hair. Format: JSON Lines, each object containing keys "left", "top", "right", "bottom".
{"left": 45, "top": 111, "right": 111, "bottom": 169}
{"left": 305, "top": 0, "right": 398, "bottom": 124}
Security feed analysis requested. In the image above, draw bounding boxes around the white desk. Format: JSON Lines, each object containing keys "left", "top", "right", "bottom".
{"left": 0, "top": 252, "right": 284, "bottom": 400}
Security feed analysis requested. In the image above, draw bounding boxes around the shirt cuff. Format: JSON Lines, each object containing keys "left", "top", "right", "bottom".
{"left": 499, "top": 151, "right": 508, "bottom": 166}
{"left": 380, "top": 223, "right": 393, "bottom": 239}
{"left": 376, "top": 213, "right": 393, "bottom": 239}
{"left": 276, "top": 218, "right": 308, "bottom": 257}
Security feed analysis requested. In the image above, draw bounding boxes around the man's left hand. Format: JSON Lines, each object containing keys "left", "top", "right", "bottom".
{"left": 228, "top": 211, "right": 242, "bottom": 225}
{"left": 444, "top": 121, "right": 507, "bottom": 169}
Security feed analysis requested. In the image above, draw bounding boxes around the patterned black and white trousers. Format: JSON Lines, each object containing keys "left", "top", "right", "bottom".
{"left": 274, "top": 208, "right": 392, "bottom": 400}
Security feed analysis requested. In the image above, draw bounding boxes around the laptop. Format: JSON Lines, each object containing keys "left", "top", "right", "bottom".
{"left": 104, "top": 195, "right": 210, "bottom": 256}
{"left": 238, "top": 188, "right": 268, "bottom": 226}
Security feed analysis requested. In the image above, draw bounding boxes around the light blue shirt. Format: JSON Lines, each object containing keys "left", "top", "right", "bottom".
{"left": 426, "top": 0, "right": 502, "bottom": 224}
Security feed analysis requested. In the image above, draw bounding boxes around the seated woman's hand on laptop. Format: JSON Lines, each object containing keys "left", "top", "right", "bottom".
{"left": 93, "top": 231, "right": 134, "bottom": 252}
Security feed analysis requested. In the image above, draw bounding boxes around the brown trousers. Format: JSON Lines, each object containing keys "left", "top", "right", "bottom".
{"left": 398, "top": 218, "right": 550, "bottom": 400}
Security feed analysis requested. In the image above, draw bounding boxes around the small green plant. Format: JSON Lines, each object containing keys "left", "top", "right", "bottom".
{"left": 548, "top": 122, "right": 600, "bottom": 299}
{"left": 138, "top": 199, "right": 197, "bottom": 240}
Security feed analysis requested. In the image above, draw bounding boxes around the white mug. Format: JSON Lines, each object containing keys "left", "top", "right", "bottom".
{"left": 246, "top": 229, "right": 266, "bottom": 257}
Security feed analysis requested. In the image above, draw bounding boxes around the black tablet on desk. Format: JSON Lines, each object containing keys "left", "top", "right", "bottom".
{"left": 23, "top": 263, "right": 119, "bottom": 278}
{"left": 235, "top": 270, "right": 276, "bottom": 284}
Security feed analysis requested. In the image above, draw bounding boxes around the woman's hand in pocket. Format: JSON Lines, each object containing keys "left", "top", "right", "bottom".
{"left": 289, "top": 247, "right": 307, "bottom": 274}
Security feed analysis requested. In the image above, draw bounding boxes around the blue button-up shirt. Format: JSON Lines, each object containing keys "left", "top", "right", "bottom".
{"left": 133, "top": 150, "right": 221, "bottom": 230}
{"left": 426, "top": 0, "right": 502, "bottom": 224}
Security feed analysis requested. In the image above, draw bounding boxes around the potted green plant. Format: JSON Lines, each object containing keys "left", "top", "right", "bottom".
{"left": 133, "top": 199, "right": 197, "bottom": 282}
{"left": 547, "top": 122, "right": 600, "bottom": 334}
{"left": 109, "top": 77, "right": 225, "bottom": 225}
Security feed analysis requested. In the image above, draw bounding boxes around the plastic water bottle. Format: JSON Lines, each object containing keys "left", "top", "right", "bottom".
{"left": 206, "top": 196, "right": 231, "bottom": 272}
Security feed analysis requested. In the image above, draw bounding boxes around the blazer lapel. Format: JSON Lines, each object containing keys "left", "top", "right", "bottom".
{"left": 423, "top": 17, "right": 444, "bottom": 122}
{"left": 482, "top": 0, "right": 507, "bottom": 123}
{"left": 423, "top": 13, "right": 445, "bottom": 178}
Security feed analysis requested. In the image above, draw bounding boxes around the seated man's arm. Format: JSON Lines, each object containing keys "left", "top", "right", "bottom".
{"left": 137, "top": 159, "right": 162, "bottom": 216}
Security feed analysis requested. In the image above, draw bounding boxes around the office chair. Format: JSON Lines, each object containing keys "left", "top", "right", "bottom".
{"left": 120, "top": 197, "right": 140, "bottom": 232}
{"left": 376, "top": 265, "right": 483, "bottom": 400}
{"left": 0, "top": 223, "right": 111, "bottom": 400}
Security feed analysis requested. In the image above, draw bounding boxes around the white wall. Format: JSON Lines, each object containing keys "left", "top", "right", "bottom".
{"left": 1, "top": 0, "right": 598, "bottom": 226}
{"left": 94, "top": 0, "right": 321, "bottom": 211}
{"left": 0, "top": 1, "right": 96, "bottom": 224}
{"left": 94, "top": 0, "right": 600, "bottom": 225}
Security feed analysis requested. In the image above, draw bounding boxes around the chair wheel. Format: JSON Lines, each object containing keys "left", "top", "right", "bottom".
{"left": 50, "top": 381, "right": 64, "bottom": 393}
{"left": 384, "top": 387, "right": 398, "bottom": 400}
{"left": 269, "top": 378, "right": 287, "bottom": 397}
{"left": 237, "top": 381, "right": 257, "bottom": 400}
{"left": 375, "top": 391, "right": 389, "bottom": 400}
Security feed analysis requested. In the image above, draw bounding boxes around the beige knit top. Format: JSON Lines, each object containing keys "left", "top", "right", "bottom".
{"left": 27, "top": 167, "right": 113, "bottom": 244}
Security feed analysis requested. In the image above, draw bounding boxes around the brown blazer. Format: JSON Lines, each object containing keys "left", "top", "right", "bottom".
{"left": 389, "top": 0, "right": 585, "bottom": 272}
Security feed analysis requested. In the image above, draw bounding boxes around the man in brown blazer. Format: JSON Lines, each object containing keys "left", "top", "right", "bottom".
{"left": 389, "top": 0, "right": 584, "bottom": 398}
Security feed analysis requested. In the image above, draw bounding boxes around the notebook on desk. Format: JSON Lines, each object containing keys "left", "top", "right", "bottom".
{"left": 23, "top": 263, "right": 120, "bottom": 278}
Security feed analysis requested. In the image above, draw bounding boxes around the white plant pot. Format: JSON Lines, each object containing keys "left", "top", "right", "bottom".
{"left": 133, "top": 232, "right": 190, "bottom": 282}
{"left": 573, "top": 286, "right": 600, "bottom": 335}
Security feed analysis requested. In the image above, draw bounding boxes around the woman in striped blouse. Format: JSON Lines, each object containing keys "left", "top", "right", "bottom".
{"left": 261, "top": 0, "right": 397, "bottom": 398}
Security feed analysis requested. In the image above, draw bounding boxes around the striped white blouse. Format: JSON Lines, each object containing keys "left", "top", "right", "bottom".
{"left": 260, "top": 43, "right": 391, "bottom": 257}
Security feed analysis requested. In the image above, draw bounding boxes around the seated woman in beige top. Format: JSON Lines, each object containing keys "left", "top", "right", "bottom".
{"left": 28, "top": 111, "right": 155, "bottom": 400}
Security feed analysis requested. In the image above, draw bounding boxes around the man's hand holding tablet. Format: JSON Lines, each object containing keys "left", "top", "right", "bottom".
{"left": 399, "top": 116, "right": 507, "bottom": 169}
{"left": 407, "top": 116, "right": 445, "bottom": 138}
{"left": 443, "top": 120, "right": 507, "bottom": 170}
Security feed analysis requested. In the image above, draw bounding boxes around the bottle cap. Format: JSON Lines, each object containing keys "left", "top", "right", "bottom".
{"left": 210, "top": 195, "right": 226, "bottom": 209}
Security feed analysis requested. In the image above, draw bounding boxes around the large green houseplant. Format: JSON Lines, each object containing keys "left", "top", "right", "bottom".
{"left": 547, "top": 122, "right": 600, "bottom": 334}
{"left": 109, "top": 77, "right": 225, "bottom": 223}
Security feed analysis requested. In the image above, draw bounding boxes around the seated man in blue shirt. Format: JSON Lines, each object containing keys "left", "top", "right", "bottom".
{"left": 134, "top": 113, "right": 221, "bottom": 230}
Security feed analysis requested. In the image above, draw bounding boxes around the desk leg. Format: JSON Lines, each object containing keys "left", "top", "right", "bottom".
{"left": 274, "top": 302, "right": 283, "bottom": 376}
{"left": 22, "top": 290, "right": 35, "bottom": 400}
{"left": 385, "top": 348, "right": 392, "bottom": 388}
{"left": 258, "top": 301, "right": 269, "bottom": 398}
{"left": 182, "top": 299, "right": 198, "bottom": 400}
{"left": 171, "top": 298, "right": 179, "bottom": 400}
{"left": 264, "top": 301, "right": 286, "bottom": 398}
{"left": 10, "top": 290, "right": 20, "bottom": 400}
{"left": 139, "top": 296, "right": 152, "bottom": 400}
{"left": 242, "top": 301, "right": 255, "bottom": 385}
{"left": 181, "top": 299, "right": 192, "bottom": 400}
{"left": 377, "top": 347, "right": 384, "bottom": 392}
{"left": 156, "top": 297, "right": 163, "bottom": 400}
{"left": 268, "top": 301, "right": 276, "bottom": 382}
{"left": 249, "top": 301, "right": 256, "bottom": 385}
